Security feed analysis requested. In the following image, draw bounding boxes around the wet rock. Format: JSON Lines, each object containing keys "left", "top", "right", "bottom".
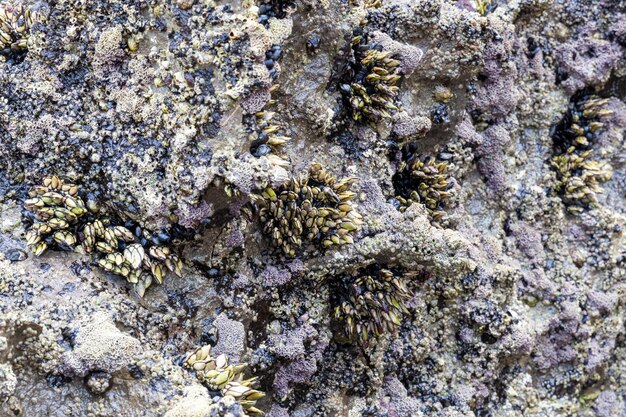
{"left": 5, "top": 249, "right": 27, "bottom": 262}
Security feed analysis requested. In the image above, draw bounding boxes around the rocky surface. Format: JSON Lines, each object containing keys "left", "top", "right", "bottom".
{"left": 0, "top": 0, "right": 625, "bottom": 416}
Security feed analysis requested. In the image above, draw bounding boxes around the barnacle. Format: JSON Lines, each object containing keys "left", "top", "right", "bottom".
{"left": 23, "top": 176, "right": 183, "bottom": 296}
{"left": 433, "top": 85, "right": 453, "bottom": 103}
{"left": 476, "top": 0, "right": 492, "bottom": 15}
{"left": 251, "top": 163, "right": 362, "bottom": 257}
{"left": 552, "top": 93, "right": 612, "bottom": 154}
{"left": 392, "top": 155, "right": 456, "bottom": 223}
{"left": 332, "top": 264, "right": 413, "bottom": 344}
{"left": 246, "top": 42, "right": 288, "bottom": 164}
{"left": 551, "top": 153, "right": 613, "bottom": 214}
{"left": 183, "top": 345, "right": 265, "bottom": 415}
{"left": 246, "top": 109, "right": 291, "bottom": 167}
{"left": 23, "top": 176, "right": 87, "bottom": 256}
{"left": 0, "top": 2, "right": 41, "bottom": 61}
{"left": 87, "top": 220, "right": 183, "bottom": 297}
{"left": 340, "top": 28, "right": 402, "bottom": 127}
{"left": 550, "top": 92, "right": 614, "bottom": 214}
{"left": 349, "top": 0, "right": 383, "bottom": 8}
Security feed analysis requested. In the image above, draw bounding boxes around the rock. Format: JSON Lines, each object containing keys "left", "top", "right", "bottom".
{"left": 61, "top": 312, "right": 141, "bottom": 377}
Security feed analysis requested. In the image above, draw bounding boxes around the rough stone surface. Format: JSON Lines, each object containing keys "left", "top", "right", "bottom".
{"left": 0, "top": 0, "right": 625, "bottom": 416}
{"left": 61, "top": 312, "right": 141, "bottom": 377}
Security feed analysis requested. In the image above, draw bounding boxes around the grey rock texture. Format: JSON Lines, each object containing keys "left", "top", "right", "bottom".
{"left": 0, "top": 0, "right": 624, "bottom": 416}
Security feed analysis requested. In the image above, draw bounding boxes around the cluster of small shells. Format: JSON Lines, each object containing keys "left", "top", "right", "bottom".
{"left": 340, "top": 28, "right": 402, "bottom": 127}
{"left": 251, "top": 163, "right": 362, "bottom": 257}
{"left": 247, "top": 106, "right": 291, "bottom": 167}
{"left": 94, "top": 225, "right": 183, "bottom": 297}
{"left": 24, "top": 176, "right": 86, "bottom": 256}
{"left": 250, "top": 4, "right": 291, "bottom": 167}
{"left": 550, "top": 94, "right": 613, "bottom": 214}
{"left": 23, "top": 176, "right": 182, "bottom": 296}
{"left": 333, "top": 265, "right": 413, "bottom": 344}
{"left": 183, "top": 345, "right": 265, "bottom": 415}
{"left": 351, "top": 0, "right": 383, "bottom": 9}
{"left": 0, "top": 2, "right": 40, "bottom": 57}
{"left": 392, "top": 155, "right": 456, "bottom": 223}
{"left": 257, "top": 0, "right": 296, "bottom": 24}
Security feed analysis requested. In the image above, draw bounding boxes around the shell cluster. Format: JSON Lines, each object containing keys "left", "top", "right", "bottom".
{"left": 340, "top": 28, "right": 402, "bottom": 127}
{"left": 247, "top": 109, "right": 291, "bottom": 167}
{"left": 183, "top": 345, "right": 265, "bottom": 415}
{"left": 246, "top": 28, "right": 288, "bottom": 165}
{"left": 392, "top": 155, "right": 456, "bottom": 223}
{"left": 22, "top": 176, "right": 182, "bottom": 296}
{"left": 251, "top": 163, "right": 362, "bottom": 257}
{"left": 332, "top": 265, "right": 413, "bottom": 344}
{"left": 0, "top": 2, "right": 40, "bottom": 59}
{"left": 257, "top": 0, "right": 296, "bottom": 25}
{"left": 264, "top": 44, "right": 283, "bottom": 82}
{"left": 92, "top": 223, "right": 183, "bottom": 298}
{"left": 550, "top": 93, "right": 613, "bottom": 214}
{"left": 552, "top": 94, "right": 612, "bottom": 153}
{"left": 23, "top": 176, "right": 87, "bottom": 256}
